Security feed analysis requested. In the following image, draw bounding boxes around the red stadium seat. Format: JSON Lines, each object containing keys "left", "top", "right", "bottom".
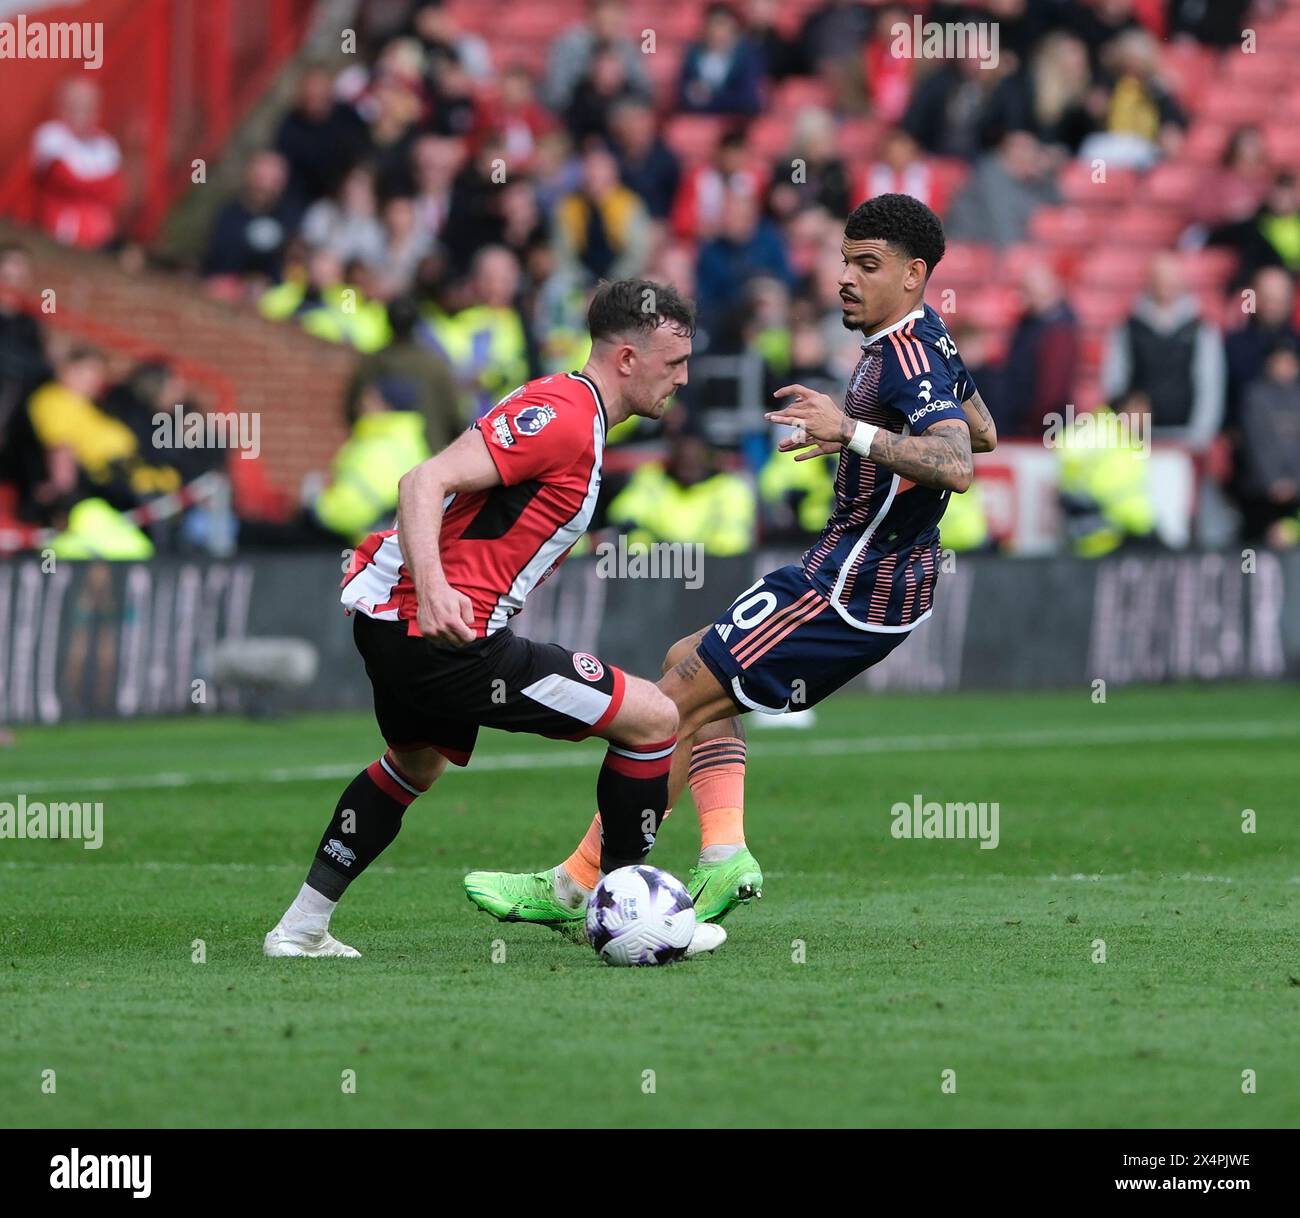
{"left": 1028, "top": 206, "right": 1104, "bottom": 248}
{"left": 1195, "top": 82, "right": 1272, "bottom": 127}
{"left": 836, "top": 118, "right": 881, "bottom": 163}
{"left": 747, "top": 114, "right": 793, "bottom": 160}
{"left": 1072, "top": 288, "right": 1134, "bottom": 330}
{"left": 1262, "top": 122, "right": 1300, "bottom": 171}
{"left": 929, "top": 157, "right": 971, "bottom": 206}
{"left": 1077, "top": 247, "right": 1153, "bottom": 293}
{"left": 1182, "top": 123, "right": 1232, "bottom": 165}
{"left": 1107, "top": 207, "right": 1184, "bottom": 246}
{"left": 663, "top": 115, "right": 726, "bottom": 162}
{"left": 957, "top": 285, "right": 1022, "bottom": 329}
{"left": 1142, "top": 162, "right": 1204, "bottom": 209}
{"left": 999, "top": 242, "right": 1070, "bottom": 284}
{"left": 1058, "top": 162, "right": 1138, "bottom": 207}
{"left": 1177, "top": 248, "right": 1239, "bottom": 292}
{"left": 771, "top": 77, "right": 833, "bottom": 114}
{"left": 934, "top": 241, "right": 996, "bottom": 283}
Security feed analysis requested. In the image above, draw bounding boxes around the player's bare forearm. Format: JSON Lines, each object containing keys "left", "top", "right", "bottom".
{"left": 396, "top": 460, "right": 449, "bottom": 593}
{"left": 844, "top": 417, "right": 974, "bottom": 493}
{"left": 962, "top": 391, "right": 997, "bottom": 453}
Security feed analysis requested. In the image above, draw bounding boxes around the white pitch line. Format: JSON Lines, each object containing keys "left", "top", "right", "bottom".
{"left": 4, "top": 717, "right": 1298, "bottom": 796}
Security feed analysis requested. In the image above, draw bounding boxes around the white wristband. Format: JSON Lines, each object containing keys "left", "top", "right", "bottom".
{"left": 846, "top": 421, "right": 878, "bottom": 457}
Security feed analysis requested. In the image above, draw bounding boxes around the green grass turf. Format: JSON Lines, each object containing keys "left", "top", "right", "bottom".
{"left": 1, "top": 683, "right": 1297, "bottom": 1128}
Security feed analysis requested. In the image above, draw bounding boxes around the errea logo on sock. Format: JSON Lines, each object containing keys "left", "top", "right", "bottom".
{"left": 50, "top": 1148, "right": 151, "bottom": 1198}
{"left": 324, "top": 839, "right": 356, "bottom": 866}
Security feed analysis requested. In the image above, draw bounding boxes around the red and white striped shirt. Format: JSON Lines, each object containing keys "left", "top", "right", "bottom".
{"left": 342, "top": 372, "right": 606, "bottom": 638}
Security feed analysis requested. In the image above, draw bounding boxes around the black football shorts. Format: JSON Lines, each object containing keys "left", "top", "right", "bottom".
{"left": 352, "top": 613, "right": 626, "bottom": 765}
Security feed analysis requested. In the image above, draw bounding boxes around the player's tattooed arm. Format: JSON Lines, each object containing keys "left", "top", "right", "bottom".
{"left": 397, "top": 428, "right": 502, "bottom": 645}
{"left": 961, "top": 390, "right": 997, "bottom": 453}
{"left": 859, "top": 419, "right": 974, "bottom": 493}
{"left": 767, "top": 385, "right": 974, "bottom": 492}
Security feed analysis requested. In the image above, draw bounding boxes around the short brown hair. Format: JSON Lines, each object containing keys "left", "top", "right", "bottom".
{"left": 587, "top": 278, "right": 696, "bottom": 343}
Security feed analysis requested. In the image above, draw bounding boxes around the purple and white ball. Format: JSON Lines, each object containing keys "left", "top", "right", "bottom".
{"left": 585, "top": 865, "right": 697, "bottom": 966}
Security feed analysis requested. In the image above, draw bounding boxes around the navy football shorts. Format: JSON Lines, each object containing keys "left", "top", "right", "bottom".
{"left": 697, "top": 564, "right": 908, "bottom": 714}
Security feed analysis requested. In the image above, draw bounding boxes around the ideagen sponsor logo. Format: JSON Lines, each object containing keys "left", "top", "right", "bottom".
{"left": 906, "top": 398, "right": 957, "bottom": 425}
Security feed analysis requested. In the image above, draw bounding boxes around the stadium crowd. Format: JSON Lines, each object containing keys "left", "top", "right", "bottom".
{"left": 4, "top": 0, "right": 1300, "bottom": 559}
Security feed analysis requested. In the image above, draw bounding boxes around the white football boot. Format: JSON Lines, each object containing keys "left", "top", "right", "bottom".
{"left": 263, "top": 924, "right": 360, "bottom": 958}
{"left": 684, "top": 921, "right": 727, "bottom": 958}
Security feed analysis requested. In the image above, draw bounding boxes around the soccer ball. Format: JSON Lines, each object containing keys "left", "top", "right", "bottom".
{"left": 586, "top": 865, "right": 696, "bottom": 966}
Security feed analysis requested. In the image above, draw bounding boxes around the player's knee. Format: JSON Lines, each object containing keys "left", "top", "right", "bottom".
{"left": 616, "top": 684, "right": 679, "bottom": 745}
{"left": 390, "top": 748, "right": 446, "bottom": 791}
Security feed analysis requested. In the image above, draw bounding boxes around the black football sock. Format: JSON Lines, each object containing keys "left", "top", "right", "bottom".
{"left": 305, "top": 752, "right": 428, "bottom": 901}
{"left": 596, "top": 737, "right": 676, "bottom": 872}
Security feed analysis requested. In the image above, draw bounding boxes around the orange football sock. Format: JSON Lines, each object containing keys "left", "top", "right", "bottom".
{"left": 688, "top": 737, "right": 747, "bottom": 849}
{"left": 563, "top": 814, "right": 603, "bottom": 891}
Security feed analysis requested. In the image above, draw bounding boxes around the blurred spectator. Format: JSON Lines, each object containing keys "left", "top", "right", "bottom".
{"left": 1101, "top": 252, "right": 1225, "bottom": 450}
{"left": 862, "top": 5, "right": 916, "bottom": 124}
{"left": 476, "top": 65, "right": 557, "bottom": 172}
{"left": 410, "top": 134, "right": 464, "bottom": 243}
{"left": 443, "top": 135, "right": 513, "bottom": 275}
{"left": 299, "top": 166, "right": 388, "bottom": 268}
{"left": 348, "top": 298, "right": 463, "bottom": 452}
{"left": 678, "top": 3, "right": 766, "bottom": 116}
{"left": 543, "top": 0, "right": 651, "bottom": 114}
{"left": 995, "top": 261, "right": 1079, "bottom": 437}
{"left": 26, "top": 348, "right": 183, "bottom": 507}
{"left": 426, "top": 246, "right": 530, "bottom": 418}
{"left": 203, "top": 151, "right": 301, "bottom": 284}
{"left": 314, "top": 380, "right": 433, "bottom": 545}
{"left": 1225, "top": 267, "right": 1300, "bottom": 427}
{"left": 260, "top": 249, "right": 391, "bottom": 351}
{"left": 609, "top": 99, "right": 681, "bottom": 221}
{"left": 555, "top": 145, "right": 651, "bottom": 281}
{"left": 407, "top": 0, "right": 493, "bottom": 81}
{"left": 797, "top": 0, "right": 873, "bottom": 75}
{"left": 946, "top": 131, "right": 1060, "bottom": 248}
{"left": 988, "top": 31, "right": 1098, "bottom": 154}
{"left": 0, "top": 245, "right": 48, "bottom": 435}
{"left": 696, "top": 191, "right": 792, "bottom": 334}
{"left": 31, "top": 80, "right": 123, "bottom": 249}
{"left": 1235, "top": 340, "right": 1300, "bottom": 542}
{"left": 671, "top": 129, "right": 768, "bottom": 242}
{"left": 1062, "top": 0, "right": 1143, "bottom": 70}
{"left": 362, "top": 68, "right": 427, "bottom": 198}
{"left": 1228, "top": 173, "right": 1300, "bottom": 280}
{"left": 565, "top": 42, "right": 650, "bottom": 143}
{"left": 608, "top": 427, "right": 755, "bottom": 555}
{"left": 497, "top": 178, "right": 548, "bottom": 270}
{"left": 273, "top": 65, "right": 369, "bottom": 206}
{"left": 532, "top": 129, "right": 583, "bottom": 215}
{"left": 1194, "top": 127, "right": 1273, "bottom": 231}
{"left": 374, "top": 196, "right": 435, "bottom": 297}
{"left": 426, "top": 56, "right": 481, "bottom": 139}
{"left": 902, "top": 56, "right": 1015, "bottom": 159}
{"left": 746, "top": 0, "right": 803, "bottom": 81}
{"left": 855, "top": 128, "right": 946, "bottom": 217}
{"left": 1168, "top": 0, "right": 1252, "bottom": 48}
{"left": 1058, "top": 391, "right": 1158, "bottom": 558}
{"left": 102, "top": 361, "right": 218, "bottom": 484}
{"left": 1078, "top": 29, "right": 1186, "bottom": 171}
{"left": 770, "top": 108, "right": 850, "bottom": 221}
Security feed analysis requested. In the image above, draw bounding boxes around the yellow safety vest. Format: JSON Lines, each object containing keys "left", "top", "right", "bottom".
{"left": 608, "top": 464, "right": 755, "bottom": 556}
{"left": 50, "top": 498, "right": 155, "bottom": 559}
{"left": 758, "top": 446, "right": 834, "bottom": 534}
{"left": 314, "top": 411, "right": 431, "bottom": 544}
{"left": 1058, "top": 407, "right": 1155, "bottom": 557}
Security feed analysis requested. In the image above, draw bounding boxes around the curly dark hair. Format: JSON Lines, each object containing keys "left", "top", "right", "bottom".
{"left": 843, "top": 193, "right": 946, "bottom": 279}
{"left": 587, "top": 278, "right": 697, "bottom": 342}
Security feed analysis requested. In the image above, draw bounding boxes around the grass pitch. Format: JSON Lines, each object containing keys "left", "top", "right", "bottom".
{"left": 1, "top": 683, "right": 1297, "bottom": 1128}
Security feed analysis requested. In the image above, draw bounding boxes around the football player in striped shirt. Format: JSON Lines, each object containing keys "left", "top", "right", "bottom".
{"left": 465, "top": 194, "right": 997, "bottom": 930}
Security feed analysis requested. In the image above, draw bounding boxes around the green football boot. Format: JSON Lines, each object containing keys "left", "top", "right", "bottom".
{"left": 463, "top": 866, "right": 586, "bottom": 927}
{"left": 688, "top": 847, "right": 764, "bottom": 923}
